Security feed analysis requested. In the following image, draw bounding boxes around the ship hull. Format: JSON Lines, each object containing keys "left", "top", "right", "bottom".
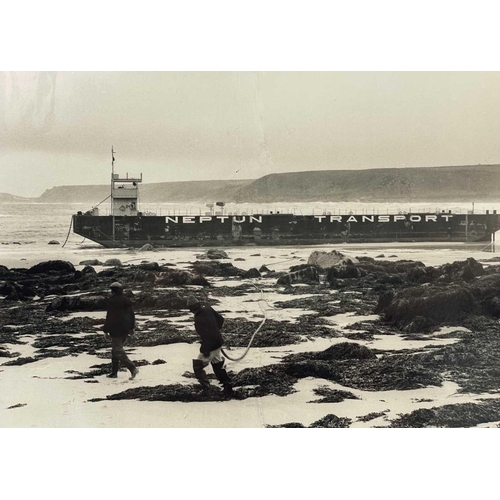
{"left": 72, "top": 212, "right": 500, "bottom": 248}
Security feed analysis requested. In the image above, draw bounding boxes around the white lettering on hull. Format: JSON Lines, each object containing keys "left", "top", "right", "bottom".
{"left": 163, "top": 214, "right": 456, "bottom": 224}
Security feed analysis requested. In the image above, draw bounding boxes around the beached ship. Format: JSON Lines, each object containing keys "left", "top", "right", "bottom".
{"left": 72, "top": 152, "right": 500, "bottom": 248}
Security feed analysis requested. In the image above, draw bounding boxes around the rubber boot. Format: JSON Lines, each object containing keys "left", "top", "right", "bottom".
{"left": 212, "top": 360, "right": 233, "bottom": 397}
{"left": 107, "top": 359, "right": 120, "bottom": 378}
{"left": 193, "top": 359, "right": 210, "bottom": 391}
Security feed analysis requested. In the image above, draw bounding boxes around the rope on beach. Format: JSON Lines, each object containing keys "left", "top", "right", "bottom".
{"left": 61, "top": 217, "right": 73, "bottom": 248}
{"left": 221, "top": 284, "right": 268, "bottom": 362}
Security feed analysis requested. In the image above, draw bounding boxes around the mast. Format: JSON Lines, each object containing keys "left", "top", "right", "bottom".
{"left": 111, "top": 146, "right": 115, "bottom": 241}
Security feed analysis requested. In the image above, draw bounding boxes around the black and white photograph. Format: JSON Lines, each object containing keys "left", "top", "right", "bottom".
{"left": 4, "top": 2, "right": 500, "bottom": 497}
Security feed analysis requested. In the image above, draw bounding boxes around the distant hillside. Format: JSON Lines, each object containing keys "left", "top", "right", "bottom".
{"left": 230, "top": 165, "right": 500, "bottom": 203}
{"left": 31, "top": 164, "right": 500, "bottom": 204}
{"left": 0, "top": 193, "right": 32, "bottom": 202}
{"left": 37, "top": 179, "right": 252, "bottom": 204}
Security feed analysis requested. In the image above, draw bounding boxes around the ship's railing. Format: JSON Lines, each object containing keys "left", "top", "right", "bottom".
{"left": 122, "top": 206, "right": 500, "bottom": 216}
{"left": 92, "top": 206, "right": 499, "bottom": 216}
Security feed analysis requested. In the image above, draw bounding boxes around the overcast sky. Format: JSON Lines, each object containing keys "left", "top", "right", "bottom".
{"left": 1, "top": 71, "right": 500, "bottom": 197}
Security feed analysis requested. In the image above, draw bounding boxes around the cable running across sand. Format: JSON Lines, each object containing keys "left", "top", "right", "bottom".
{"left": 221, "top": 284, "right": 268, "bottom": 362}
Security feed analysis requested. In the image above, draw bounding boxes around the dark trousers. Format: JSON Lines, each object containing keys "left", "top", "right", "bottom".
{"left": 111, "top": 336, "right": 136, "bottom": 372}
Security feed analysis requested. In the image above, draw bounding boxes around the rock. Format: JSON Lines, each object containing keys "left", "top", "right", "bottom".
{"left": 287, "top": 342, "right": 377, "bottom": 362}
{"left": 436, "top": 257, "right": 484, "bottom": 283}
{"left": 152, "top": 359, "right": 167, "bottom": 365}
{"left": 0, "top": 281, "right": 22, "bottom": 298}
{"left": 308, "top": 250, "right": 359, "bottom": 269}
{"left": 81, "top": 266, "right": 96, "bottom": 274}
{"left": 259, "top": 265, "right": 271, "bottom": 273}
{"left": 376, "top": 254, "right": 385, "bottom": 258}
{"left": 250, "top": 253, "right": 261, "bottom": 257}
{"left": 407, "top": 266, "right": 428, "bottom": 282}
{"left": 28, "top": 260, "right": 76, "bottom": 274}
{"left": 46, "top": 295, "right": 108, "bottom": 312}
{"left": 242, "top": 268, "right": 261, "bottom": 279}
{"left": 144, "top": 271, "right": 156, "bottom": 284}
{"left": 79, "top": 259, "right": 103, "bottom": 266}
{"left": 191, "top": 261, "right": 244, "bottom": 278}
{"left": 134, "top": 292, "right": 186, "bottom": 310}
{"left": 378, "top": 273, "right": 404, "bottom": 285}
{"left": 137, "top": 262, "right": 160, "bottom": 271}
{"left": 488, "top": 297, "right": 500, "bottom": 317}
{"left": 276, "top": 266, "right": 319, "bottom": 285}
{"left": 462, "top": 258, "right": 484, "bottom": 281}
{"left": 234, "top": 258, "right": 246, "bottom": 261}
{"left": 45, "top": 285, "right": 65, "bottom": 296}
{"left": 48, "top": 240, "right": 60, "bottom": 245}
{"left": 205, "top": 249, "right": 229, "bottom": 260}
{"left": 325, "top": 265, "right": 361, "bottom": 282}
{"left": 417, "top": 274, "right": 432, "bottom": 284}
{"left": 404, "top": 315, "right": 433, "bottom": 333}
{"left": 381, "top": 284, "right": 475, "bottom": 328}
{"left": 103, "top": 259, "right": 122, "bottom": 267}
{"left": 156, "top": 269, "right": 209, "bottom": 287}
{"left": 0, "top": 265, "right": 9, "bottom": 277}
{"left": 139, "top": 244, "right": 154, "bottom": 251}
{"left": 309, "top": 414, "right": 352, "bottom": 428}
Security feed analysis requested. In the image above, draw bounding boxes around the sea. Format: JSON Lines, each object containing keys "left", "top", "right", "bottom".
{"left": 2, "top": 200, "right": 500, "bottom": 268}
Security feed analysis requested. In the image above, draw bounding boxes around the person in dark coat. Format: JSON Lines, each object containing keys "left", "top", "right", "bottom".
{"left": 187, "top": 295, "right": 233, "bottom": 397}
{"left": 102, "top": 282, "right": 139, "bottom": 379}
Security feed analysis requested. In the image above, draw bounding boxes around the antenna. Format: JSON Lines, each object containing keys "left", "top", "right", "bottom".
{"left": 111, "top": 146, "right": 115, "bottom": 211}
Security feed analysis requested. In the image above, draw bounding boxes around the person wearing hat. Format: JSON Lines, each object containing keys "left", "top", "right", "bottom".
{"left": 102, "top": 282, "right": 139, "bottom": 379}
{"left": 186, "top": 295, "right": 233, "bottom": 397}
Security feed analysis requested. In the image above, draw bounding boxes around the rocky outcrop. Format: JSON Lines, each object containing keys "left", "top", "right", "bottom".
{"left": 276, "top": 266, "right": 319, "bottom": 285}
{"left": 156, "top": 269, "right": 209, "bottom": 287}
{"left": 191, "top": 261, "right": 244, "bottom": 277}
{"left": 308, "top": 250, "right": 359, "bottom": 269}
{"left": 28, "top": 260, "right": 75, "bottom": 274}
{"left": 242, "top": 268, "right": 261, "bottom": 279}
{"left": 46, "top": 295, "right": 108, "bottom": 312}
{"left": 197, "top": 249, "right": 229, "bottom": 260}
{"left": 103, "top": 259, "right": 122, "bottom": 267}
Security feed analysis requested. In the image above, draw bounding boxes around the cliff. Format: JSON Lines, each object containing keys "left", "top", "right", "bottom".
{"left": 23, "top": 164, "right": 500, "bottom": 204}
{"left": 37, "top": 180, "right": 252, "bottom": 204}
{"left": 230, "top": 164, "right": 500, "bottom": 203}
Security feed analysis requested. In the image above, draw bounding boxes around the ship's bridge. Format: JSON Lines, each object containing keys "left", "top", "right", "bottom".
{"left": 111, "top": 172, "right": 142, "bottom": 216}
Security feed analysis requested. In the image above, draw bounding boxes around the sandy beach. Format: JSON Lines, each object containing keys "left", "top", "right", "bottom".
{"left": 2, "top": 241, "right": 500, "bottom": 428}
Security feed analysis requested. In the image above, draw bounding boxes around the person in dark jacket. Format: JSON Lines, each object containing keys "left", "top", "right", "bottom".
{"left": 187, "top": 295, "right": 233, "bottom": 397}
{"left": 102, "top": 282, "right": 138, "bottom": 379}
